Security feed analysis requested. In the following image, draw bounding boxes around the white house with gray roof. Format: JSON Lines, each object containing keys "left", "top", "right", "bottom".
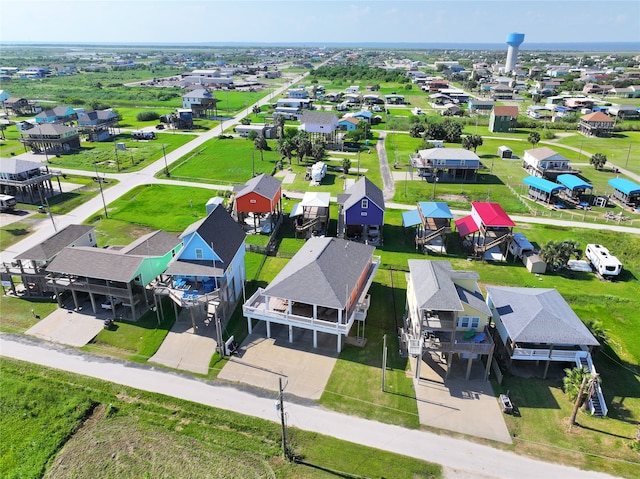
{"left": 405, "top": 260, "right": 494, "bottom": 380}
{"left": 243, "top": 237, "right": 380, "bottom": 352}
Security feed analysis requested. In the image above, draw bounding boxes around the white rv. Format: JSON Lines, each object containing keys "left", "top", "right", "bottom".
{"left": 585, "top": 244, "right": 623, "bottom": 277}
{"left": 509, "top": 232, "right": 535, "bottom": 260}
{"left": 0, "top": 194, "right": 17, "bottom": 212}
{"left": 310, "top": 161, "right": 327, "bottom": 182}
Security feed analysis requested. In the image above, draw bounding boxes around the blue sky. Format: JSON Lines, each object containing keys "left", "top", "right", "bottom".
{"left": 1, "top": 0, "right": 639, "bottom": 45}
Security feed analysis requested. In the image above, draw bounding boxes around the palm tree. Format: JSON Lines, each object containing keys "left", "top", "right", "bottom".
{"left": 590, "top": 152, "right": 607, "bottom": 170}
{"left": 528, "top": 131, "right": 541, "bottom": 148}
{"left": 342, "top": 158, "right": 352, "bottom": 174}
{"left": 252, "top": 105, "right": 261, "bottom": 117}
{"left": 293, "top": 132, "right": 311, "bottom": 165}
{"left": 276, "top": 138, "right": 294, "bottom": 166}
{"left": 254, "top": 135, "right": 268, "bottom": 162}
{"left": 563, "top": 366, "right": 589, "bottom": 403}
{"left": 540, "top": 239, "right": 581, "bottom": 272}
{"left": 311, "top": 142, "right": 325, "bottom": 163}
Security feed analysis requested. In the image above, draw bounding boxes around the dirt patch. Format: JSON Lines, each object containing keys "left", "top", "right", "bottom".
{"left": 439, "top": 194, "right": 470, "bottom": 203}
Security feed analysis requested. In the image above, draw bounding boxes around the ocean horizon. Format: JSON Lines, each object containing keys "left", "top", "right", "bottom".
{"left": 1, "top": 41, "right": 639, "bottom": 52}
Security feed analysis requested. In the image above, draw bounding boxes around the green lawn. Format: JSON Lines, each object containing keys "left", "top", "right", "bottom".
{"left": 44, "top": 132, "right": 196, "bottom": 173}
{"left": 87, "top": 183, "right": 226, "bottom": 234}
{"left": 0, "top": 358, "right": 440, "bottom": 479}
{"left": 83, "top": 297, "right": 177, "bottom": 362}
{"left": 168, "top": 136, "right": 279, "bottom": 184}
{"left": 0, "top": 295, "right": 59, "bottom": 333}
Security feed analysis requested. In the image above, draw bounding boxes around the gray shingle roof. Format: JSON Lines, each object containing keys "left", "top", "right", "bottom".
{"left": 486, "top": 286, "right": 599, "bottom": 346}
{"left": 338, "top": 177, "right": 385, "bottom": 212}
{"left": 235, "top": 173, "right": 282, "bottom": 201}
{"left": 24, "top": 123, "right": 78, "bottom": 135}
{"left": 46, "top": 247, "right": 144, "bottom": 282}
{"left": 408, "top": 260, "right": 482, "bottom": 312}
{"left": 119, "top": 230, "right": 181, "bottom": 256}
{"left": 263, "top": 237, "right": 375, "bottom": 309}
{"left": 300, "top": 111, "right": 338, "bottom": 126}
{"left": 15, "top": 225, "right": 94, "bottom": 262}
{"left": 0, "top": 157, "right": 42, "bottom": 175}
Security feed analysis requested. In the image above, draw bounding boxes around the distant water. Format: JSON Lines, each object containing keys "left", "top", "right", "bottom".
{"left": 3, "top": 41, "right": 639, "bottom": 52}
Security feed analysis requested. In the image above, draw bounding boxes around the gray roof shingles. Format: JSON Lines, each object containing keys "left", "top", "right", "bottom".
{"left": 46, "top": 247, "right": 144, "bottom": 283}
{"left": 262, "top": 237, "right": 375, "bottom": 309}
{"left": 408, "top": 260, "right": 484, "bottom": 313}
{"left": 15, "top": 225, "right": 94, "bottom": 262}
{"left": 338, "top": 177, "right": 385, "bottom": 212}
{"left": 486, "top": 286, "right": 599, "bottom": 346}
{"left": 234, "top": 173, "right": 282, "bottom": 201}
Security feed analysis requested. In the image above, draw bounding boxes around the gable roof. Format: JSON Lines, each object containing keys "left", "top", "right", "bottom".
{"left": 339, "top": 117, "right": 360, "bottom": 125}
{"left": 608, "top": 177, "right": 640, "bottom": 195}
{"left": 581, "top": 111, "right": 613, "bottom": 123}
{"left": 35, "top": 105, "right": 75, "bottom": 119}
{"left": 182, "top": 88, "right": 213, "bottom": 99}
{"left": 486, "top": 286, "right": 599, "bottom": 346}
{"left": 523, "top": 176, "right": 566, "bottom": 194}
{"left": 77, "top": 109, "right": 118, "bottom": 123}
{"left": 119, "top": 230, "right": 181, "bottom": 256}
{"left": 408, "top": 260, "right": 488, "bottom": 314}
{"left": 492, "top": 106, "right": 519, "bottom": 117}
{"left": 179, "top": 203, "right": 245, "bottom": 267}
{"left": 15, "top": 225, "right": 94, "bottom": 262}
{"left": 262, "top": 237, "right": 374, "bottom": 309}
{"left": 557, "top": 174, "right": 592, "bottom": 191}
{"left": 0, "top": 157, "right": 42, "bottom": 175}
{"left": 455, "top": 215, "right": 480, "bottom": 236}
{"left": 234, "top": 173, "right": 282, "bottom": 201}
{"left": 300, "top": 111, "right": 338, "bottom": 126}
{"left": 337, "top": 177, "right": 385, "bottom": 212}
{"left": 524, "top": 146, "right": 566, "bottom": 162}
{"left": 472, "top": 202, "right": 515, "bottom": 227}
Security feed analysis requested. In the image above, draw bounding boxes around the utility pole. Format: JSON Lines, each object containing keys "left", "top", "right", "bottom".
{"left": 162, "top": 144, "right": 169, "bottom": 176}
{"left": 95, "top": 161, "right": 108, "bottom": 219}
{"left": 114, "top": 140, "right": 120, "bottom": 172}
{"left": 278, "top": 377, "right": 289, "bottom": 460}
{"left": 625, "top": 143, "right": 631, "bottom": 168}
{"left": 381, "top": 334, "right": 387, "bottom": 391}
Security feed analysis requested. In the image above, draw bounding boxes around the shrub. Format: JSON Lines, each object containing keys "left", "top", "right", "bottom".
{"left": 541, "top": 129, "right": 556, "bottom": 140}
{"left": 136, "top": 111, "right": 160, "bottom": 122}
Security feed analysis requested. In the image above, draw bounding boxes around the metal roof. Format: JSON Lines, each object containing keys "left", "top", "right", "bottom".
{"left": 402, "top": 209, "right": 422, "bottom": 227}
{"left": 523, "top": 176, "right": 566, "bottom": 194}
{"left": 455, "top": 215, "right": 479, "bottom": 236}
{"left": 417, "top": 202, "right": 453, "bottom": 219}
{"left": 609, "top": 177, "right": 640, "bottom": 195}
{"left": 557, "top": 174, "right": 593, "bottom": 191}
{"left": 471, "top": 202, "right": 515, "bottom": 227}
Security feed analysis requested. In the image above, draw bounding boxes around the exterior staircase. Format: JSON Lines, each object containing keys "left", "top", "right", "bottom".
{"left": 576, "top": 352, "right": 607, "bottom": 417}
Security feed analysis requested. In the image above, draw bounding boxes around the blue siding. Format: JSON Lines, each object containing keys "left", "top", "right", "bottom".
{"left": 180, "top": 234, "right": 222, "bottom": 262}
{"left": 344, "top": 197, "right": 384, "bottom": 226}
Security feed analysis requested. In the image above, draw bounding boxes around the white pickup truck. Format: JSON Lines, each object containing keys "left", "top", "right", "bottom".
{"left": 101, "top": 297, "right": 122, "bottom": 310}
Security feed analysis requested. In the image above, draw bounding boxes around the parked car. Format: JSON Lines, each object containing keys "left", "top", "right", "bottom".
{"left": 101, "top": 297, "right": 122, "bottom": 310}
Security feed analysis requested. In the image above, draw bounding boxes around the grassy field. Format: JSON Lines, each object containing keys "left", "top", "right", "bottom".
{"left": 0, "top": 296, "right": 59, "bottom": 333}
{"left": 42, "top": 132, "right": 196, "bottom": 173}
{"left": 0, "top": 175, "right": 116, "bottom": 249}
{"left": 0, "top": 358, "right": 441, "bottom": 479}
{"left": 87, "top": 183, "right": 226, "bottom": 234}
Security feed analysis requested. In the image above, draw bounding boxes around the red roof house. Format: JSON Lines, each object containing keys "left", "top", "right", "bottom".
{"left": 455, "top": 202, "right": 514, "bottom": 260}
{"left": 233, "top": 174, "right": 283, "bottom": 233}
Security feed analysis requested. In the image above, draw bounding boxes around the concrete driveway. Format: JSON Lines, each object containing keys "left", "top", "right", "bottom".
{"left": 25, "top": 307, "right": 105, "bottom": 347}
{"left": 218, "top": 322, "right": 338, "bottom": 400}
{"left": 412, "top": 352, "right": 512, "bottom": 444}
{"left": 148, "top": 315, "right": 218, "bottom": 375}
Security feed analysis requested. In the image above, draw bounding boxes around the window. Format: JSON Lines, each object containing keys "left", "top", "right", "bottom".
{"left": 471, "top": 317, "right": 480, "bottom": 329}
{"left": 250, "top": 199, "right": 257, "bottom": 203}
{"left": 361, "top": 199, "right": 368, "bottom": 209}
{"left": 457, "top": 316, "right": 470, "bottom": 328}
{"left": 195, "top": 248, "right": 203, "bottom": 260}
{"left": 361, "top": 211, "right": 368, "bottom": 216}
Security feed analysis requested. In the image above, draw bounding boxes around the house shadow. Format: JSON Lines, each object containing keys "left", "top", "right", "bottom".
{"left": 592, "top": 344, "right": 640, "bottom": 422}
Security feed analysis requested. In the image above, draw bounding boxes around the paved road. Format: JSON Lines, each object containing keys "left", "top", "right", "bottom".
{"left": 0, "top": 334, "right": 621, "bottom": 479}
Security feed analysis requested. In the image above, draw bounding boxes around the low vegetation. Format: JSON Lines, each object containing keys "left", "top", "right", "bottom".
{"left": 0, "top": 358, "right": 441, "bottom": 479}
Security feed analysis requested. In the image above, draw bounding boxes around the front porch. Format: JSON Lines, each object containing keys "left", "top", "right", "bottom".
{"left": 243, "top": 288, "right": 371, "bottom": 352}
